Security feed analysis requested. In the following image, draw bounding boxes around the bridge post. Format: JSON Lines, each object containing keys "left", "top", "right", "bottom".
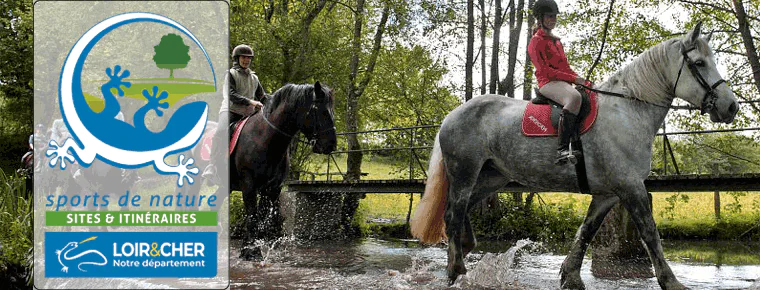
{"left": 590, "top": 194, "right": 654, "bottom": 279}
{"left": 280, "top": 191, "right": 344, "bottom": 240}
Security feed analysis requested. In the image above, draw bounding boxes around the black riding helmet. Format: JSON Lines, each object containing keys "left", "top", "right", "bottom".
{"left": 532, "top": 0, "right": 559, "bottom": 18}
{"left": 232, "top": 44, "right": 254, "bottom": 62}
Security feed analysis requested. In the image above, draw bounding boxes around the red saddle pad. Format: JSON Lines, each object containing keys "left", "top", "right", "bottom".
{"left": 229, "top": 116, "right": 250, "bottom": 155}
{"left": 200, "top": 129, "right": 215, "bottom": 161}
{"left": 521, "top": 90, "right": 599, "bottom": 137}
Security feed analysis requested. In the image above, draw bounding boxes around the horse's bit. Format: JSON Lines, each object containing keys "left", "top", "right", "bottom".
{"left": 672, "top": 42, "right": 727, "bottom": 115}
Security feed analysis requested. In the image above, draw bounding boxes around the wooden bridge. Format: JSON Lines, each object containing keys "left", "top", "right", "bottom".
{"left": 286, "top": 173, "right": 760, "bottom": 193}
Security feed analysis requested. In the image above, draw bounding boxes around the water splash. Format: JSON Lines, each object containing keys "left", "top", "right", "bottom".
{"left": 251, "top": 235, "right": 295, "bottom": 267}
{"left": 453, "top": 239, "right": 542, "bottom": 289}
{"left": 230, "top": 238, "right": 760, "bottom": 289}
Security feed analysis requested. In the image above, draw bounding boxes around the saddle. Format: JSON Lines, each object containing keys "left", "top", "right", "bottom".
{"left": 199, "top": 115, "right": 252, "bottom": 161}
{"left": 521, "top": 86, "right": 599, "bottom": 137}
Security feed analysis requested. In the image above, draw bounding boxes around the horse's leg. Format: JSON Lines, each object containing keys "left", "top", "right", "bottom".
{"left": 620, "top": 185, "right": 685, "bottom": 290}
{"left": 239, "top": 172, "right": 258, "bottom": 243}
{"left": 560, "top": 194, "right": 619, "bottom": 290}
{"left": 462, "top": 163, "right": 508, "bottom": 258}
{"left": 238, "top": 172, "right": 263, "bottom": 260}
{"left": 258, "top": 184, "right": 282, "bottom": 241}
{"left": 444, "top": 159, "right": 482, "bottom": 283}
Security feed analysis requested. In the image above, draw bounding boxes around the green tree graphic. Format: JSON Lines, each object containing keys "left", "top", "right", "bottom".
{"left": 153, "top": 33, "right": 191, "bottom": 78}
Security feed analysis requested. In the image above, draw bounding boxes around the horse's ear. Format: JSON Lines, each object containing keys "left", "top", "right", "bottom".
{"left": 704, "top": 31, "right": 713, "bottom": 43}
{"left": 687, "top": 21, "right": 703, "bottom": 44}
{"left": 314, "top": 81, "right": 324, "bottom": 100}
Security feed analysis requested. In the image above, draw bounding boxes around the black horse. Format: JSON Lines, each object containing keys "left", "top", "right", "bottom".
{"left": 227, "top": 82, "right": 336, "bottom": 250}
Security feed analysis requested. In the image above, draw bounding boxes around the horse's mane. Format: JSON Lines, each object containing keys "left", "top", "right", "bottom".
{"left": 266, "top": 83, "right": 332, "bottom": 114}
{"left": 604, "top": 36, "right": 713, "bottom": 105}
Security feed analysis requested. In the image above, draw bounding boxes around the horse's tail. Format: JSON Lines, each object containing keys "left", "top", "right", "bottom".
{"left": 410, "top": 133, "right": 448, "bottom": 244}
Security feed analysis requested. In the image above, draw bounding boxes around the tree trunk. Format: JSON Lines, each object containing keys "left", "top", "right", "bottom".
{"left": 502, "top": 0, "right": 524, "bottom": 98}
{"left": 489, "top": 0, "right": 503, "bottom": 94}
{"left": 466, "top": 0, "right": 475, "bottom": 101}
{"left": 346, "top": 0, "right": 366, "bottom": 182}
{"left": 732, "top": 0, "right": 760, "bottom": 95}
{"left": 344, "top": 1, "right": 390, "bottom": 237}
{"left": 714, "top": 190, "right": 721, "bottom": 220}
{"left": 591, "top": 196, "right": 654, "bottom": 279}
{"left": 480, "top": 0, "right": 487, "bottom": 95}
{"left": 523, "top": 0, "right": 535, "bottom": 101}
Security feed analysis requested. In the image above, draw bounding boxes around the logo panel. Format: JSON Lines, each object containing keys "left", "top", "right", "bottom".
{"left": 45, "top": 232, "right": 217, "bottom": 278}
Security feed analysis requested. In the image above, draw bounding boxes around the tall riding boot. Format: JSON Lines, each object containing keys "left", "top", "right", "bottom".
{"left": 556, "top": 109, "right": 581, "bottom": 165}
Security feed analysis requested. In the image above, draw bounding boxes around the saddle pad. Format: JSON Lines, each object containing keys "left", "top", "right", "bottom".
{"left": 200, "top": 129, "right": 215, "bottom": 161}
{"left": 229, "top": 116, "right": 251, "bottom": 155}
{"left": 521, "top": 90, "right": 599, "bottom": 137}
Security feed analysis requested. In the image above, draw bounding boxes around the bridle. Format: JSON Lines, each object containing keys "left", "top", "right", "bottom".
{"left": 582, "top": 41, "right": 727, "bottom": 112}
{"left": 672, "top": 42, "right": 726, "bottom": 115}
{"left": 262, "top": 90, "right": 336, "bottom": 146}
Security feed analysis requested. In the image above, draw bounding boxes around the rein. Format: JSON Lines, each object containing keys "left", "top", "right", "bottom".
{"left": 578, "top": 84, "right": 673, "bottom": 110}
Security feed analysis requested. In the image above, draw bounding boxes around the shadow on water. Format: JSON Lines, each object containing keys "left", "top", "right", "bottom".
{"left": 230, "top": 238, "right": 760, "bottom": 289}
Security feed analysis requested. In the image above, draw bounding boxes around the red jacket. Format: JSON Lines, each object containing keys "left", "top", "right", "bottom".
{"left": 528, "top": 28, "right": 578, "bottom": 88}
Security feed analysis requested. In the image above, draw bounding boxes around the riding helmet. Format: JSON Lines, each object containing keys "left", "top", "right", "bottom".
{"left": 532, "top": 0, "right": 559, "bottom": 17}
{"left": 232, "top": 44, "right": 254, "bottom": 61}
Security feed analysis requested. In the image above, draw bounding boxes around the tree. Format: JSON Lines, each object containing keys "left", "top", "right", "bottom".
{"left": 500, "top": 0, "right": 525, "bottom": 98}
{"left": 489, "top": 0, "right": 504, "bottom": 94}
{"left": 732, "top": 0, "right": 760, "bottom": 96}
{"left": 153, "top": 33, "right": 191, "bottom": 79}
{"left": 0, "top": 0, "right": 33, "bottom": 172}
{"left": 480, "top": 0, "right": 487, "bottom": 95}
{"left": 346, "top": 0, "right": 391, "bottom": 182}
{"left": 466, "top": 0, "right": 475, "bottom": 101}
{"left": 522, "top": 0, "right": 535, "bottom": 101}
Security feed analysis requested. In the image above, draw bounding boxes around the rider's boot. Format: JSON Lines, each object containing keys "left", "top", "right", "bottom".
{"left": 556, "top": 109, "right": 582, "bottom": 165}
{"left": 202, "top": 164, "right": 218, "bottom": 186}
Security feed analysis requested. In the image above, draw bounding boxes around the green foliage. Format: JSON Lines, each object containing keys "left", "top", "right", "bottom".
{"left": 724, "top": 191, "right": 747, "bottom": 215}
{"left": 651, "top": 131, "right": 760, "bottom": 176}
{"left": 229, "top": 191, "right": 244, "bottom": 237}
{"left": 0, "top": 0, "right": 33, "bottom": 174}
{"left": 661, "top": 192, "right": 690, "bottom": 220}
{"left": 153, "top": 34, "right": 191, "bottom": 78}
{"left": 351, "top": 199, "right": 371, "bottom": 237}
{"left": 469, "top": 193, "right": 584, "bottom": 246}
{"left": 0, "top": 169, "right": 33, "bottom": 271}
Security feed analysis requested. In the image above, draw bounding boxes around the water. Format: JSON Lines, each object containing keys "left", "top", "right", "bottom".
{"left": 230, "top": 238, "right": 760, "bottom": 289}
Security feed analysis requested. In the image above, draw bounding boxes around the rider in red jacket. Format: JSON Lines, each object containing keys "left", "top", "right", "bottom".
{"left": 528, "top": 0, "right": 587, "bottom": 165}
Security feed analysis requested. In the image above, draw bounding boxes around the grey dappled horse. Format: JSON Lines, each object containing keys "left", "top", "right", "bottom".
{"left": 410, "top": 22, "right": 738, "bottom": 290}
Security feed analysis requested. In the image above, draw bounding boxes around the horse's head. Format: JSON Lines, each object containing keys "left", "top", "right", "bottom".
{"left": 301, "top": 82, "right": 337, "bottom": 154}
{"left": 672, "top": 21, "right": 739, "bottom": 123}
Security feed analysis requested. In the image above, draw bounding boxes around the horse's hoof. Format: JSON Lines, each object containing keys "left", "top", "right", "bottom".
{"left": 447, "top": 263, "right": 467, "bottom": 284}
{"left": 568, "top": 155, "right": 578, "bottom": 165}
{"left": 560, "top": 271, "right": 585, "bottom": 290}
{"left": 239, "top": 246, "right": 262, "bottom": 261}
{"left": 560, "top": 278, "right": 585, "bottom": 290}
{"left": 662, "top": 280, "right": 687, "bottom": 290}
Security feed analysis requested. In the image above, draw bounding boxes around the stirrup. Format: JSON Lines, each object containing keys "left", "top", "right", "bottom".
{"left": 555, "top": 143, "right": 581, "bottom": 165}
{"left": 201, "top": 165, "right": 219, "bottom": 186}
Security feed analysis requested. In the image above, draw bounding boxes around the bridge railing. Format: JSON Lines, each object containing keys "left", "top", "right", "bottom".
{"left": 293, "top": 124, "right": 441, "bottom": 182}
{"left": 291, "top": 124, "right": 760, "bottom": 182}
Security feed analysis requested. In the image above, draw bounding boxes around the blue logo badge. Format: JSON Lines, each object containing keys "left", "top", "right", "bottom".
{"left": 46, "top": 13, "right": 216, "bottom": 187}
{"left": 45, "top": 232, "right": 217, "bottom": 278}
